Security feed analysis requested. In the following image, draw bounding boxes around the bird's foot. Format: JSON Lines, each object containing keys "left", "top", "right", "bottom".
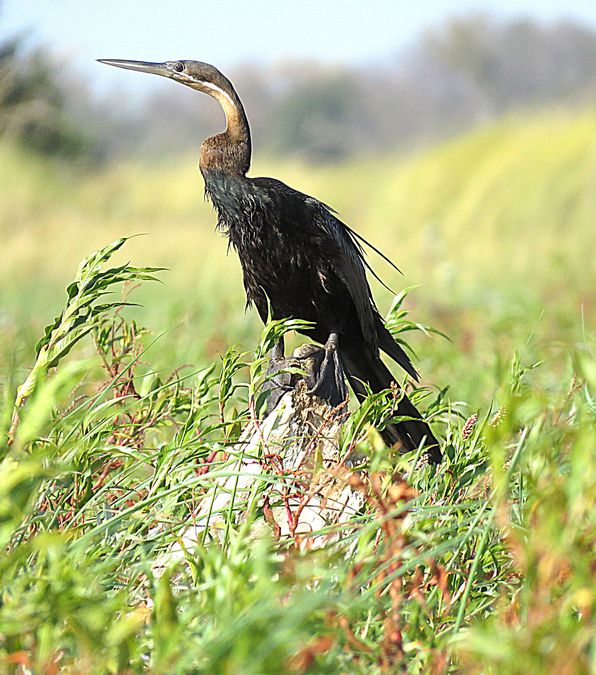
{"left": 307, "top": 333, "right": 348, "bottom": 407}
{"left": 262, "top": 338, "right": 348, "bottom": 412}
{"left": 263, "top": 343, "right": 295, "bottom": 413}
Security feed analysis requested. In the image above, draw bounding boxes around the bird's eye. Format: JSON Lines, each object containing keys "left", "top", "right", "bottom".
{"left": 174, "top": 62, "right": 184, "bottom": 73}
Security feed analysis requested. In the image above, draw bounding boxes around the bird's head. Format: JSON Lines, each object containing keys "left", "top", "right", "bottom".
{"left": 98, "top": 58, "right": 238, "bottom": 108}
{"left": 98, "top": 58, "right": 251, "bottom": 174}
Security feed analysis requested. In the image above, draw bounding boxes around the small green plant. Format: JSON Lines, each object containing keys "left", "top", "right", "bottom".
{"left": 8, "top": 237, "right": 162, "bottom": 446}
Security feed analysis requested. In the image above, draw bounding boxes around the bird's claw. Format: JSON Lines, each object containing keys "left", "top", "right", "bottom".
{"left": 307, "top": 339, "right": 348, "bottom": 407}
{"left": 263, "top": 354, "right": 295, "bottom": 413}
{"left": 263, "top": 337, "right": 347, "bottom": 412}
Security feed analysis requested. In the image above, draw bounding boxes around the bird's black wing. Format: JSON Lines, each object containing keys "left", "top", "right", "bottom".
{"left": 252, "top": 176, "right": 379, "bottom": 346}
{"left": 315, "top": 204, "right": 420, "bottom": 380}
{"left": 250, "top": 177, "right": 375, "bottom": 337}
{"left": 251, "top": 177, "right": 418, "bottom": 379}
{"left": 309, "top": 199, "right": 379, "bottom": 348}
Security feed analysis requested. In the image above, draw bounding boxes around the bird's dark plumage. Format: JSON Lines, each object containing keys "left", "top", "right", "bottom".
{"left": 203, "top": 171, "right": 440, "bottom": 459}
{"left": 98, "top": 57, "right": 441, "bottom": 463}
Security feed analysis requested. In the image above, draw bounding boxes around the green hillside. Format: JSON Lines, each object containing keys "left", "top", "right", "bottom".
{"left": 2, "top": 110, "right": 595, "bottom": 301}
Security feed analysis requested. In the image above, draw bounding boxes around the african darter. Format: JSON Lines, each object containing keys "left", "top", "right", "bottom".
{"left": 98, "top": 58, "right": 441, "bottom": 463}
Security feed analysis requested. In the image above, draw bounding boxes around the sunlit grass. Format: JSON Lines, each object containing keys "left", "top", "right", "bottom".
{"left": 0, "top": 238, "right": 593, "bottom": 672}
{"left": 2, "top": 109, "right": 595, "bottom": 302}
{"left": 0, "top": 109, "right": 594, "bottom": 671}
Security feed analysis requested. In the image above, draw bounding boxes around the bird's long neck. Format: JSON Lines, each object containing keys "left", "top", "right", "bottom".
{"left": 199, "top": 84, "right": 251, "bottom": 177}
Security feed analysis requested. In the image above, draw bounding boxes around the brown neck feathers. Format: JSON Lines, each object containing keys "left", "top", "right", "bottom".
{"left": 198, "top": 83, "right": 251, "bottom": 176}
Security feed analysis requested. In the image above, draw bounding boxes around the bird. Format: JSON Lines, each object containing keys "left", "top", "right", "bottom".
{"left": 98, "top": 58, "right": 442, "bottom": 464}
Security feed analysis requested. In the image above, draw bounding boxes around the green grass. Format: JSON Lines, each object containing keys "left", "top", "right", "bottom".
{"left": 0, "top": 110, "right": 595, "bottom": 672}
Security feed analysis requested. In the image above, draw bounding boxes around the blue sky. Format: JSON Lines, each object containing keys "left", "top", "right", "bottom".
{"left": 4, "top": 0, "right": 596, "bottom": 94}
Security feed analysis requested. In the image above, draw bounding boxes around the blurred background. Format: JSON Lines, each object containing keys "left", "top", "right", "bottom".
{"left": 1, "top": 0, "right": 595, "bottom": 401}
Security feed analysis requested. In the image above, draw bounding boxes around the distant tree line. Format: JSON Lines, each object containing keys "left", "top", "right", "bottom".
{"left": 2, "top": 13, "right": 596, "bottom": 162}
{"left": 0, "top": 16, "right": 89, "bottom": 157}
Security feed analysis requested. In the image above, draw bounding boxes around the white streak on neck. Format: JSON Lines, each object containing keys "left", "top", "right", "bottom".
{"left": 200, "top": 80, "right": 236, "bottom": 110}
{"left": 191, "top": 79, "right": 246, "bottom": 140}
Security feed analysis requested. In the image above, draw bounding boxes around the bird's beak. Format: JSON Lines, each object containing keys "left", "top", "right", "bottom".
{"left": 97, "top": 59, "right": 173, "bottom": 79}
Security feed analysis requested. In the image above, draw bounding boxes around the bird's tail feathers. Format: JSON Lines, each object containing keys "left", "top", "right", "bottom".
{"left": 341, "top": 350, "right": 441, "bottom": 464}
{"left": 377, "top": 323, "right": 419, "bottom": 382}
